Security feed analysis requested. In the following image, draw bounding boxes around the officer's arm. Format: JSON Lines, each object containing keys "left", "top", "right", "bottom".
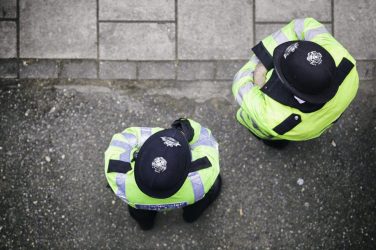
{"left": 232, "top": 54, "right": 259, "bottom": 107}
{"left": 173, "top": 119, "right": 220, "bottom": 200}
{"left": 105, "top": 126, "right": 157, "bottom": 164}
{"left": 188, "top": 119, "right": 218, "bottom": 150}
{"left": 105, "top": 127, "right": 139, "bottom": 163}
{"left": 252, "top": 17, "right": 331, "bottom": 71}
{"left": 171, "top": 118, "right": 218, "bottom": 150}
{"left": 104, "top": 127, "right": 140, "bottom": 195}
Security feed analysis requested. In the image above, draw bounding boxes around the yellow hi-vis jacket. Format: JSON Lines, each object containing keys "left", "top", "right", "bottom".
{"left": 104, "top": 119, "right": 220, "bottom": 210}
{"left": 232, "top": 18, "right": 359, "bottom": 141}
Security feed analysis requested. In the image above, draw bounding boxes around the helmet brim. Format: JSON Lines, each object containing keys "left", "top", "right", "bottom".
{"left": 273, "top": 41, "right": 340, "bottom": 104}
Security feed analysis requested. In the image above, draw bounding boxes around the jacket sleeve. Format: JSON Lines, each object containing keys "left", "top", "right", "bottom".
{"left": 171, "top": 118, "right": 218, "bottom": 150}
{"left": 104, "top": 127, "right": 141, "bottom": 200}
{"left": 186, "top": 119, "right": 220, "bottom": 197}
{"left": 105, "top": 127, "right": 140, "bottom": 165}
{"left": 171, "top": 119, "right": 220, "bottom": 199}
{"left": 252, "top": 17, "right": 331, "bottom": 70}
{"left": 232, "top": 55, "right": 260, "bottom": 107}
{"left": 187, "top": 119, "right": 218, "bottom": 150}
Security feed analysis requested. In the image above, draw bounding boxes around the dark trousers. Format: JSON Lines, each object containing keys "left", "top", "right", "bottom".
{"left": 128, "top": 174, "right": 222, "bottom": 230}
{"left": 247, "top": 129, "right": 290, "bottom": 149}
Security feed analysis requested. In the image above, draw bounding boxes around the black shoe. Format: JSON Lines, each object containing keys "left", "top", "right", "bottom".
{"left": 183, "top": 175, "right": 222, "bottom": 223}
{"left": 128, "top": 205, "right": 157, "bottom": 231}
{"left": 262, "top": 139, "right": 290, "bottom": 149}
{"left": 247, "top": 128, "right": 290, "bottom": 149}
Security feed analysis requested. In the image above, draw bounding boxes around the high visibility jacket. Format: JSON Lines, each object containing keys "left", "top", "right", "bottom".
{"left": 104, "top": 119, "right": 220, "bottom": 210}
{"left": 232, "top": 18, "right": 359, "bottom": 141}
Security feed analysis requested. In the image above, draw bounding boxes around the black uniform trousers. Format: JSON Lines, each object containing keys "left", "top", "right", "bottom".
{"left": 128, "top": 174, "right": 222, "bottom": 230}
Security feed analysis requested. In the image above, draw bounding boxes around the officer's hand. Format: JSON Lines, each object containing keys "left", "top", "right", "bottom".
{"left": 254, "top": 63, "right": 267, "bottom": 87}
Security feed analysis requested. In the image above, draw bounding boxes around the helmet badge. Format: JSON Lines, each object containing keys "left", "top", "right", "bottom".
{"left": 307, "top": 51, "right": 322, "bottom": 66}
{"left": 161, "top": 136, "right": 181, "bottom": 147}
{"left": 152, "top": 157, "right": 167, "bottom": 173}
{"left": 284, "top": 42, "right": 299, "bottom": 59}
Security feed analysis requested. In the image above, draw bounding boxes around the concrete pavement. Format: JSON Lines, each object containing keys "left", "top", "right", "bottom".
{"left": 1, "top": 0, "right": 376, "bottom": 249}
{"left": 0, "top": 0, "right": 375, "bottom": 80}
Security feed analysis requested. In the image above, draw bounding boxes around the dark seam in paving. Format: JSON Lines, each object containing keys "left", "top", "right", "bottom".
{"left": 98, "top": 20, "right": 175, "bottom": 24}
{"left": 16, "top": 0, "right": 20, "bottom": 79}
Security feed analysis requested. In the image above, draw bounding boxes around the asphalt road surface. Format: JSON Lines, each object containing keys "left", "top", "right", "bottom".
{"left": 1, "top": 79, "right": 375, "bottom": 249}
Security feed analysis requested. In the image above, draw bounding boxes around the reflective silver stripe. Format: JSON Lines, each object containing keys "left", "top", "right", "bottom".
{"left": 121, "top": 132, "right": 137, "bottom": 147}
{"left": 119, "top": 152, "right": 131, "bottom": 162}
{"left": 115, "top": 174, "right": 127, "bottom": 203}
{"left": 305, "top": 26, "right": 328, "bottom": 41}
{"left": 111, "top": 140, "right": 132, "bottom": 151}
{"left": 191, "top": 127, "right": 218, "bottom": 149}
{"left": 234, "top": 69, "right": 254, "bottom": 82}
{"left": 250, "top": 55, "right": 259, "bottom": 65}
{"left": 235, "top": 83, "right": 254, "bottom": 106}
{"left": 111, "top": 140, "right": 133, "bottom": 162}
{"left": 272, "top": 29, "right": 289, "bottom": 44}
{"left": 135, "top": 202, "right": 188, "bottom": 210}
{"left": 188, "top": 172, "right": 205, "bottom": 202}
{"left": 140, "top": 127, "right": 152, "bottom": 146}
{"left": 233, "top": 56, "right": 258, "bottom": 82}
{"left": 233, "top": 71, "right": 240, "bottom": 82}
{"left": 294, "top": 18, "right": 305, "bottom": 39}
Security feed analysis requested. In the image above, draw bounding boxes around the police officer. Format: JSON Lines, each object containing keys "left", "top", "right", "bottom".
{"left": 104, "top": 118, "right": 221, "bottom": 230}
{"left": 232, "top": 17, "right": 359, "bottom": 147}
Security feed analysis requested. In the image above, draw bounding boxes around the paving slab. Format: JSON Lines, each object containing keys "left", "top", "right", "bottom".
{"left": 19, "top": 60, "right": 59, "bottom": 79}
{"left": 19, "top": 0, "right": 97, "bottom": 59}
{"left": 138, "top": 62, "right": 176, "bottom": 80}
{"left": 255, "top": 0, "right": 331, "bottom": 22}
{"left": 334, "top": 0, "right": 376, "bottom": 60}
{"left": 99, "top": 61, "right": 137, "bottom": 80}
{"left": 0, "top": 21, "right": 16, "bottom": 58}
{"left": 177, "top": 61, "right": 215, "bottom": 80}
{"left": 100, "top": 23, "right": 175, "bottom": 60}
{"left": 216, "top": 60, "right": 248, "bottom": 80}
{"left": 0, "top": 0, "right": 17, "bottom": 18}
{"left": 255, "top": 23, "right": 333, "bottom": 43}
{"left": 178, "top": 0, "right": 253, "bottom": 60}
{"left": 60, "top": 60, "right": 97, "bottom": 79}
{"left": 0, "top": 79, "right": 375, "bottom": 249}
{"left": 357, "top": 61, "right": 375, "bottom": 81}
{"left": 0, "top": 60, "right": 17, "bottom": 78}
{"left": 99, "top": 0, "right": 175, "bottom": 21}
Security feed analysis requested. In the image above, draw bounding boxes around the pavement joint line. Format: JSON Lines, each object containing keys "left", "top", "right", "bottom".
{"left": 255, "top": 21, "right": 332, "bottom": 25}
{"left": 253, "top": 0, "right": 256, "bottom": 46}
{"left": 331, "top": 0, "right": 335, "bottom": 35}
{"left": 135, "top": 61, "right": 139, "bottom": 79}
{"left": 175, "top": 0, "right": 178, "bottom": 80}
{"left": 96, "top": 0, "right": 100, "bottom": 78}
{"left": 213, "top": 61, "right": 218, "bottom": 80}
{"left": 16, "top": 0, "right": 20, "bottom": 79}
{"left": 57, "top": 60, "right": 63, "bottom": 78}
{"left": 18, "top": 58, "right": 101, "bottom": 61}
{"left": 6, "top": 58, "right": 376, "bottom": 64}
{"left": 17, "top": 59, "right": 250, "bottom": 63}
{"left": 356, "top": 59, "right": 376, "bottom": 63}
{"left": 0, "top": 18, "right": 17, "bottom": 21}
{"left": 0, "top": 79, "right": 235, "bottom": 84}
{"left": 2, "top": 57, "right": 374, "bottom": 81}
{"left": 98, "top": 20, "right": 175, "bottom": 24}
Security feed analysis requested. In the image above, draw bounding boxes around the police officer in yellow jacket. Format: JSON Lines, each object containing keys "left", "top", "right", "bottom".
{"left": 232, "top": 17, "right": 359, "bottom": 147}
{"left": 104, "top": 118, "right": 221, "bottom": 230}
